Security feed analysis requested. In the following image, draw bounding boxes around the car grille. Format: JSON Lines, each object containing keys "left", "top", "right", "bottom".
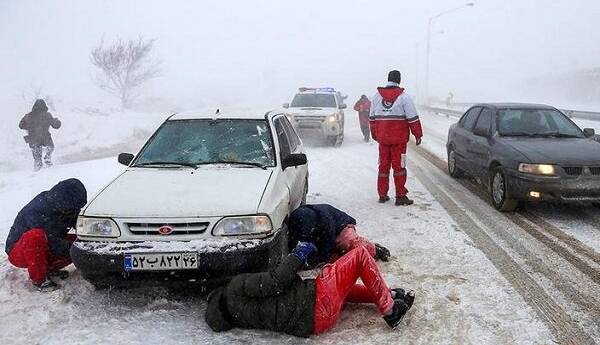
{"left": 295, "top": 115, "right": 326, "bottom": 128}
{"left": 561, "top": 190, "right": 600, "bottom": 200}
{"left": 126, "top": 222, "right": 209, "bottom": 235}
{"left": 562, "top": 166, "right": 600, "bottom": 176}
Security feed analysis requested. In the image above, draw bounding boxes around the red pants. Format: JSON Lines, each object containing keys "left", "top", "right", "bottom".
{"left": 378, "top": 143, "right": 408, "bottom": 197}
{"left": 335, "top": 225, "right": 376, "bottom": 257}
{"left": 313, "top": 246, "right": 394, "bottom": 334}
{"left": 7, "top": 228, "right": 76, "bottom": 284}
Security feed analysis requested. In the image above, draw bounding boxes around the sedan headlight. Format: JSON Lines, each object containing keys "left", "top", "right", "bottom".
{"left": 76, "top": 217, "right": 121, "bottom": 237}
{"left": 213, "top": 215, "right": 273, "bottom": 236}
{"left": 518, "top": 163, "right": 557, "bottom": 176}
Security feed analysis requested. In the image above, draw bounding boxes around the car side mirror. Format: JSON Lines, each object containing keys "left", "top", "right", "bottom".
{"left": 282, "top": 153, "right": 307, "bottom": 170}
{"left": 583, "top": 128, "right": 595, "bottom": 137}
{"left": 339, "top": 104, "right": 347, "bottom": 109}
{"left": 473, "top": 127, "right": 490, "bottom": 138}
{"left": 282, "top": 103, "right": 290, "bottom": 109}
{"left": 118, "top": 153, "right": 134, "bottom": 166}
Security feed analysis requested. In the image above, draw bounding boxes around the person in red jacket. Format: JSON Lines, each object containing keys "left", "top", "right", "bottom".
{"left": 353, "top": 95, "right": 372, "bottom": 142}
{"left": 369, "top": 70, "right": 423, "bottom": 206}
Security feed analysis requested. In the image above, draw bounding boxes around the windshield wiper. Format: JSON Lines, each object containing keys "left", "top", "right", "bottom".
{"left": 134, "top": 161, "right": 198, "bottom": 168}
{"left": 200, "top": 161, "right": 267, "bottom": 169}
{"left": 536, "top": 131, "right": 582, "bottom": 138}
{"left": 500, "top": 131, "right": 537, "bottom": 137}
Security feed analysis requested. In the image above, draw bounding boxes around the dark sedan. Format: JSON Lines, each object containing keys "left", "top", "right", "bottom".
{"left": 447, "top": 103, "right": 600, "bottom": 211}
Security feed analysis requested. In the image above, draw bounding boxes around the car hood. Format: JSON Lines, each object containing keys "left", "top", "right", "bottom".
{"left": 503, "top": 138, "right": 600, "bottom": 165}
{"left": 84, "top": 167, "right": 273, "bottom": 217}
{"left": 290, "top": 107, "right": 337, "bottom": 116}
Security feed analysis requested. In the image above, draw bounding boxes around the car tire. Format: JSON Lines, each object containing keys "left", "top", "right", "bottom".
{"left": 447, "top": 147, "right": 464, "bottom": 178}
{"left": 593, "top": 203, "right": 600, "bottom": 209}
{"left": 490, "top": 167, "right": 518, "bottom": 212}
{"left": 326, "top": 135, "right": 338, "bottom": 147}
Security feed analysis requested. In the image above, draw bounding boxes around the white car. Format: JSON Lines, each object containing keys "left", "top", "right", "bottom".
{"left": 71, "top": 109, "right": 308, "bottom": 288}
{"left": 283, "top": 87, "right": 347, "bottom": 146}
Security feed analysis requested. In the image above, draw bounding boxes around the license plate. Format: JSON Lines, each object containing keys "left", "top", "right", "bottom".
{"left": 124, "top": 252, "right": 198, "bottom": 271}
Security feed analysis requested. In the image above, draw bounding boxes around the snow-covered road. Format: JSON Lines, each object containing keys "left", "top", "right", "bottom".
{"left": 0, "top": 113, "right": 598, "bottom": 344}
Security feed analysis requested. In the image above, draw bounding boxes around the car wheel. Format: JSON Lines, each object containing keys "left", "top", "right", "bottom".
{"left": 447, "top": 147, "right": 464, "bottom": 178}
{"left": 325, "top": 135, "right": 338, "bottom": 146}
{"left": 490, "top": 167, "right": 518, "bottom": 212}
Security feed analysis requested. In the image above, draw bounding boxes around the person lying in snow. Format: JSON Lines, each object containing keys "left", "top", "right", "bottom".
{"left": 5, "top": 178, "right": 87, "bottom": 292}
{"left": 288, "top": 204, "right": 391, "bottom": 266}
{"left": 205, "top": 242, "right": 415, "bottom": 337}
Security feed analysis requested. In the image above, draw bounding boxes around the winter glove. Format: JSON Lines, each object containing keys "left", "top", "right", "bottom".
{"left": 374, "top": 243, "right": 391, "bottom": 262}
{"left": 290, "top": 241, "right": 317, "bottom": 266}
{"left": 415, "top": 137, "right": 422, "bottom": 146}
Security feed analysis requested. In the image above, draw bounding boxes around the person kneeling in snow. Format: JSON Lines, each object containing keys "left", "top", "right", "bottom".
{"left": 288, "top": 204, "right": 391, "bottom": 265}
{"left": 5, "top": 179, "right": 87, "bottom": 292}
{"left": 205, "top": 242, "right": 415, "bottom": 337}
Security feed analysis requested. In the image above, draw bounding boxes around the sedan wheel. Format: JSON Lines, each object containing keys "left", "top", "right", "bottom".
{"left": 447, "top": 148, "right": 463, "bottom": 178}
{"left": 490, "top": 167, "right": 518, "bottom": 212}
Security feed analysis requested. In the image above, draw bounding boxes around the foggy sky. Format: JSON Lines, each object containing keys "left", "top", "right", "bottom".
{"left": 1, "top": 0, "right": 599, "bottom": 111}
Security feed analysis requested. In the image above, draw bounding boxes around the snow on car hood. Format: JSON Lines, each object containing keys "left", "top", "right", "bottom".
{"left": 290, "top": 107, "right": 338, "bottom": 116}
{"left": 84, "top": 167, "right": 273, "bottom": 217}
{"left": 504, "top": 138, "right": 600, "bottom": 165}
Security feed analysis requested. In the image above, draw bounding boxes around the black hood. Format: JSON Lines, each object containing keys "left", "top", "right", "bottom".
{"left": 46, "top": 178, "right": 88, "bottom": 212}
{"left": 504, "top": 138, "right": 600, "bottom": 165}
{"left": 31, "top": 99, "right": 48, "bottom": 113}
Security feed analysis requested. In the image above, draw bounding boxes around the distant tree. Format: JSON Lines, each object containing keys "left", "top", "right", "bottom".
{"left": 90, "top": 36, "right": 161, "bottom": 108}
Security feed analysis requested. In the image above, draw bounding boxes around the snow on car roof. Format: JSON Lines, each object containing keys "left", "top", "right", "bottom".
{"left": 169, "top": 108, "right": 274, "bottom": 120}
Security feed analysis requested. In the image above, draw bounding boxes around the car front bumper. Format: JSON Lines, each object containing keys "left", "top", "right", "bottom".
{"left": 70, "top": 229, "right": 287, "bottom": 289}
{"left": 505, "top": 170, "right": 600, "bottom": 202}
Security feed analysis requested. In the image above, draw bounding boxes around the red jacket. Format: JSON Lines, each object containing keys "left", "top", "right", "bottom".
{"left": 369, "top": 86, "right": 422, "bottom": 145}
{"left": 353, "top": 98, "right": 371, "bottom": 126}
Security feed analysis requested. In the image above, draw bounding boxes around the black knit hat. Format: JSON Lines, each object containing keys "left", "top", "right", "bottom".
{"left": 388, "top": 70, "right": 401, "bottom": 84}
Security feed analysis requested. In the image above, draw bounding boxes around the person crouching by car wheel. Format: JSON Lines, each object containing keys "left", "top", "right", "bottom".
{"left": 5, "top": 179, "right": 87, "bottom": 292}
{"left": 205, "top": 242, "right": 416, "bottom": 337}
{"left": 288, "top": 204, "right": 391, "bottom": 265}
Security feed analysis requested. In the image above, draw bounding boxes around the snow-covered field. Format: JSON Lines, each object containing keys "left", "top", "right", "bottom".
{"left": 0, "top": 113, "right": 562, "bottom": 345}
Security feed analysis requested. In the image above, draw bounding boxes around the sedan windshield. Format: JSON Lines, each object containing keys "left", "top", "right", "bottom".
{"left": 290, "top": 94, "right": 337, "bottom": 108}
{"left": 134, "top": 119, "right": 275, "bottom": 167}
{"left": 498, "top": 109, "right": 584, "bottom": 138}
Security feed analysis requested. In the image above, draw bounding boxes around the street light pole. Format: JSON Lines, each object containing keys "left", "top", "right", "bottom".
{"left": 423, "top": 2, "right": 474, "bottom": 105}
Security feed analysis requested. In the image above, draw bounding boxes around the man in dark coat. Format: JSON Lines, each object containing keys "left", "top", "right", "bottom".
{"left": 354, "top": 95, "right": 371, "bottom": 142}
{"left": 205, "top": 242, "right": 415, "bottom": 337}
{"left": 288, "top": 204, "right": 390, "bottom": 266}
{"left": 5, "top": 179, "right": 87, "bottom": 291}
{"left": 19, "top": 99, "right": 61, "bottom": 171}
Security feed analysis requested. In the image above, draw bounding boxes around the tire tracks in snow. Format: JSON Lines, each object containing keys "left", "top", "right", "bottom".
{"left": 411, "top": 145, "right": 599, "bottom": 344}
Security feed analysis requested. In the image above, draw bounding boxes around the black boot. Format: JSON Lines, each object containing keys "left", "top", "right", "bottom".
{"left": 374, "top": 243, "right": 391, "bottom": 262}
{"left": 395, "top": 196, "right": 414, "bottom": 206}
{"left": 378, "top": 196, "right": 390, "bottom": 204}
{"left": 49, "top": 270, "right": 69, "bottom": 280}
{"left": 33, "top": 279, "right": 59, "bottom": 292}
{"left": 383, "top": 300, "right": 410, "bottom": 329}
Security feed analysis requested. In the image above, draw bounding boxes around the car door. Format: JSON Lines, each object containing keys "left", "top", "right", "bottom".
{"left": 468, "top": 107, "right": 494, "bottom": 181}
{"left": 281, "top": 116, "right": 308, "bottom": 203}
{"left": 453, "top": 107, "right": 481, "bottom": 174}
{"left": 274, "top": 117, "right": 303, "bottom": 209}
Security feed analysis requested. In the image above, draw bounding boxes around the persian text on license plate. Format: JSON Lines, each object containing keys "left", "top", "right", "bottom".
{"left": 124, "top": 252, "right": 198, "bottom": 271}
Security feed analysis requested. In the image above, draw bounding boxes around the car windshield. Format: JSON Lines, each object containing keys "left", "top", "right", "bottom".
{"left": 133, "top": 119, "right": 275, "bottom": 167}
{"left": 498, "top": 109, "right": 584, "bottom": 138}
{"left": 290, "top": 93, "right": 337, "bottom": 108}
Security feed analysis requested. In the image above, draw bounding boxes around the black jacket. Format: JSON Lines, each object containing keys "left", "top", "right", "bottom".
{"left": 19, "top": 99, "right": 61, "bottom": 147}
{"left": 288, "top": 204, "right": 357, "bottom": 265}
{"left": 5, "top": 179, "right": 87, "bottom": 256}
{"left": 205, "top": 255, "right": 316, "bottom": 338}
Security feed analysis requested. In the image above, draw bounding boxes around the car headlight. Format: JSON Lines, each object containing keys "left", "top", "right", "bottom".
{"left": 213, "top": 215, "right": 273, "bottom": 236}
{"left": 76, "top": 217, "right": 121, "bottom": 237}
{"left": 518, "top": 163, "right": 556, "bottom": 176}
{"left": 328, "top": 114, "right": 337, "bottom": 123}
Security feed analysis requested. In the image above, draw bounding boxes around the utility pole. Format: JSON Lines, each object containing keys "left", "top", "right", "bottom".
{"left": 424, "top": 2, "right": 474, "bottom": 105}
